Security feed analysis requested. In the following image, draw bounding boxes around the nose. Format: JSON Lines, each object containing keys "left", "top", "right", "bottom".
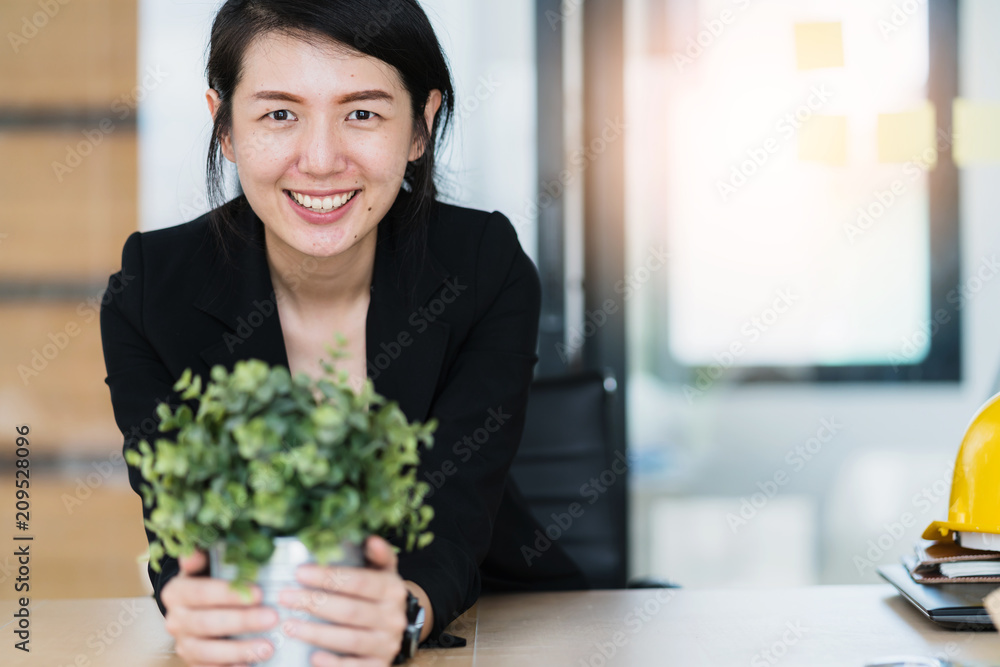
{"left": 297, "top": 116, "right": 348, "bottom": 177}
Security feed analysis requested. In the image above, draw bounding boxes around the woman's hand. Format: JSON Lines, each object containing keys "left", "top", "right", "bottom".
{"left": 278, "top": 535, "right": 410, "bottom": 666}
{"left": 161, "top": 548, "right": 280, "bottom": 666}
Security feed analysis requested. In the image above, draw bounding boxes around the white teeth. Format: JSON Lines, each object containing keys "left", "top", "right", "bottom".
{"left": 289, "top": 189, "right": 357, "bottom": 212}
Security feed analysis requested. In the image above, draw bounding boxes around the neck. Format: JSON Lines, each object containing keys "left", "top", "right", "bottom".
{"left": 264, "top": 226, "right": 377, "bottom": 310}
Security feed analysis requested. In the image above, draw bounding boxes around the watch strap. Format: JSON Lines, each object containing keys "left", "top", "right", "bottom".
{"left": 393, "top": 591, "right": 422, "bottom": 664}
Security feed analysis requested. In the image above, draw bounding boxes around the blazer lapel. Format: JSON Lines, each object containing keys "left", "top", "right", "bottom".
{"left": 365, "top": 210, "right": 452, "bottom": 422}
{"left": 193, "top": 202, "right": 289, "bottom": 373}
{"left": 193, "top": 194, "right": 452, "bottom": 423}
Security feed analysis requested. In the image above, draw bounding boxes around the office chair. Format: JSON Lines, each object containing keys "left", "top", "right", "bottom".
{"left": 480, "top": 368, "right": 678, "bottom": 591}
{"left": 480, "top": 371, "right": 675, "bottom": 591}
{"left": 506, "top": 369, "right": 629, "bottom": 588}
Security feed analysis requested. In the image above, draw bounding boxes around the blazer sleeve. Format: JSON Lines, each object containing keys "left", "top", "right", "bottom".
{"left": 394, "top": 210, "right": 542, "bottom": 641}
{"left": 100, "top": 230, "right": 184, "bottom": 616}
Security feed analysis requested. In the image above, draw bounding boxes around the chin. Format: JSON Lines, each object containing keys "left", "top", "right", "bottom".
{"left": 294, "top": 237, "right": 352, "bottom": 258}
{"left": 291, "top": 221, "right": 353, "bottom": 244}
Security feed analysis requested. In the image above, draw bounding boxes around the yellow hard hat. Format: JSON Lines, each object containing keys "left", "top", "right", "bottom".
{"left": 923, "top": 391, "right": 1000, "bottom": 540}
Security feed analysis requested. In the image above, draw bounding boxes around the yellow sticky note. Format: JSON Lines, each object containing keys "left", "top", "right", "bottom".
{"left": 794, "top": 22, "right": 844, "bottom": 70}
{"left": 877, "top": 101, "right": 937, "bottom": 165}
{"left": 953, "top": 98, "right": 1000, "bottom": 166}
{"left": 799, "top": 115, "right": 847, "bottom": 165}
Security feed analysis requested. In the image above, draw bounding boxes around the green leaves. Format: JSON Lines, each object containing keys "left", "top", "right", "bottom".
{"left": 126, "top": 337, "right": 436, "bottom": 589}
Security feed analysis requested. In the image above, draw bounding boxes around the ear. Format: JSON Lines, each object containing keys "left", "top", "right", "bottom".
{"left": 206, "top": 88, "right": 237, "bottom": 164}
{"left": 408, "top": 89, "right": 443, "bottom": 162}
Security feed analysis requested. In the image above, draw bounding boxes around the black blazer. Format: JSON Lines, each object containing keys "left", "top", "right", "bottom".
{"left": 100, "top": 190, "right": 586, "bottom": 642}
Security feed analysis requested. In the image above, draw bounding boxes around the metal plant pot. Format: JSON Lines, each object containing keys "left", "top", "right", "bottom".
{"left": 209, "top": 535, "right": 365, "bottom": 666}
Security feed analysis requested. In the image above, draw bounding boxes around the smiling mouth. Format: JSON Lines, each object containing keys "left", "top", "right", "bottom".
{"left": 285, "top": 189, "right": 359, "bottom": 212}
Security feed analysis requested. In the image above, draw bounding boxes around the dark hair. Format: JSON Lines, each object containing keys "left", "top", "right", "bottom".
{"left": 204, "top": 0, "right": 455, "bottom": 301}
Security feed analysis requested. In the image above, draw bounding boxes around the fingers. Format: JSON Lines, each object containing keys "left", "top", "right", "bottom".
{"left": 292, "top": 563, "right": 406, "bottom": 606}
{"left": 164, "top": 541, "right": 407, "bottom": 667}
{"left": 280, "top": 587, "right": 384, "bottom": 629}
{"left": 165, "top": 605, "right": 279, "bottom": 639}
{"left": 285, "top": 621, "right": 400, "bottom": 664}
{"left": 363, "top": 535, "right": 398, "bottom": 572}
{"left": 310, "top": 657, "right": 391, "bottom": 667}
{"left": 163, "top": 553, "right": 284, "bottom": 666}
{"left": 178, "top": 548, "right": 208, "bottom": 576}
{"left": 310, "top": 656, "right": 387, "bottom": 667}
{"left": 277, "top": 549, "right": 409, "bottom": 664}
{"left": 162, "top": 576, "right": 279, "bottom": 666}
{"left": 174, "top": 634, "right": 275, "bottom": 666}
{"left": 162, "top": 575, "right": 263, "bottom": 610}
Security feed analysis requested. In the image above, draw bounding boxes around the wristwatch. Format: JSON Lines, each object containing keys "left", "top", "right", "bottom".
{"left": 393, "top": 591, "right": 424, "bottom": 664}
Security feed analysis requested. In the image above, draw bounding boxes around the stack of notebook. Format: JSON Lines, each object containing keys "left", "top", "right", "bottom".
{"left": 904, "top": 538, "right": 1000, "bottom": 584}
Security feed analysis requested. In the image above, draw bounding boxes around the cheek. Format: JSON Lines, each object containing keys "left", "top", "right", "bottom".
{"left": 357, "top": 131, "right": 413, "bottom": 180}
{"left": 241, "top": 132, "right": 297, "bottom": 180}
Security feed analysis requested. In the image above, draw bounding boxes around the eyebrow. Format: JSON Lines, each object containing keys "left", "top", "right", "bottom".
{"left": 250, "top": 89, "right": 394, "bottom": 105}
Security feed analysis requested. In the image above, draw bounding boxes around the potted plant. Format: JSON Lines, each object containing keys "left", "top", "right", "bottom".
{"left": 125, "top": 335, "right": 437, "bottom": 664}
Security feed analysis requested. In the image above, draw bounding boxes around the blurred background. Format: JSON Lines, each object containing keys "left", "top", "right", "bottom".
{"left": 0, "top": 0, "right": 998, "bottom": 600}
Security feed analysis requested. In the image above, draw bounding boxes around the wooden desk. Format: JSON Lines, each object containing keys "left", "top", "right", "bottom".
{"left": 4, "top": 586, "right": 1000, "bottom": 666}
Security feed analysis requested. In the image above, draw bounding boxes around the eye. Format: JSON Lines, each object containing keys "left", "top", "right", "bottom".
{"left": 265, "top": 109, "right": 297, "bottom": 122}
{"left": 348, "top": 110, "right": 378, "bottom": 121}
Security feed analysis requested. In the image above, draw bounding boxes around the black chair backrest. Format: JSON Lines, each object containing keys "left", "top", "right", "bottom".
{"left": 505, "top": 369, "right": 628, "bottom": 589}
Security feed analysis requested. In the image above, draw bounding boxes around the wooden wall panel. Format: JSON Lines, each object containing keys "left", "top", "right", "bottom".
{"left": 0, "top": 304, "right": 123, "bottom": 458}
{"left": 0, "top": 1, "right": 139, "bottom": 470}
{"left": 0, "top": 130, "right": 137, "bottom": 281}
{"left": 0, "top": 0, "right": 137, "bottom": 108}
{"left": 0, "top": 473, "right": 151, "bottom": 600}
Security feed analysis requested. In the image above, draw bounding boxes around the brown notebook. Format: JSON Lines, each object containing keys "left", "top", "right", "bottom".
{"left": 904, "top": 540, "right": 1000, "bottom": 584}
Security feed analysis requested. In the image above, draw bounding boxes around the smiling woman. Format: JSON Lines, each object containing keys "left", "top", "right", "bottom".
{"left": 204, "top": 27, "right": 446, "bottom": 395}
{"left": 99, "top": 1, "right": 586, "bottom": 667}
{"left": 208, "top": 32, "right": 440, "bottom": 270}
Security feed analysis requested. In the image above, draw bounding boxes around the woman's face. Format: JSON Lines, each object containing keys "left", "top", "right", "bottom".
{"left": 208, "top": 31, "right": 440, "bottom": 263}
